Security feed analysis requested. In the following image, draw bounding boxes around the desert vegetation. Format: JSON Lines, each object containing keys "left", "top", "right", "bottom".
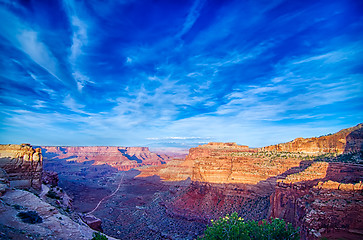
{"left": 199, "top": 212, "right": 299, "bottom": 240}
{"left": 231, "top": 150, "right": 362, "bottom": 164}
{"left": 91, "top": 232, "right": 108, "bottom": 240}
{"left": 17, "top": 211, "right": 43, "bottom": 224}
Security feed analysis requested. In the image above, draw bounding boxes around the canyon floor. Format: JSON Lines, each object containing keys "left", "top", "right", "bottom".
{"left": 44, "top": 158, "right": 206, "bottom": 239}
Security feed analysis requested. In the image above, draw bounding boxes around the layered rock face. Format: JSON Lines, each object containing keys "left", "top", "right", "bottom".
{"left": 139, "top": 142, "right": 307, "bottom": 184}
{"left": 42, "top": 146, "right": 170, "bottom": 171}
{"left": 189, "top": 143, "right": 302, "bottom": 184}
{"left": 0, "top": 144, "right": 43, "bottom": 190}
{"left": 162, "top": 143, "right": 310, "bottom": 222}
{"left": 138, "top": 125, "right": 363, "bottom": 239}
{"left": 261, "top": 123, "right": 363, "bottom": 154}
{"left": 137, "top": 158, "right": 193, "bottom": 181}
{"left": 272, "top": 162, "right": 363, "bottom": 239}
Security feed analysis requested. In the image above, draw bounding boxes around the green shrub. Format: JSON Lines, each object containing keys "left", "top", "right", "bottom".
{"left": 91, "top": 232, "right": 108, "bottom": 240}
{"left": 199, "top": 212, "right": 299, "bottom": 240}
{"left": 17, "top": 211, "right": 43, "bottom": 224}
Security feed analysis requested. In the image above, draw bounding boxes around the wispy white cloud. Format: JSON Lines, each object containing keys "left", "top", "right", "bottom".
{"left": 292, "top": 47, "right": 359, "bottom": 65}
{"left": 213, "top": 43, "right": 363, "bottom": 123}
{"left": 63, "top": 0, "right": 93, "bottom": 92}
{"left": 177, "top": 0, "right": 206, "bottom": 38}
{"left": 16, "top": 30, "right": 58, "bottom": 76}
{"left": 69, "top": 16, "right": 88, "bottom": 62}
{"left": 0, "top": 8, "right": 64, "bottom": 84}
{"left": 72, "top": 71, "right": 94, "bottom": 92}
{"left": 32, "top": 100, "right": 47, "bottom": 109}
{"left": 62, "top": 95, "right": 88, "bottom": 114}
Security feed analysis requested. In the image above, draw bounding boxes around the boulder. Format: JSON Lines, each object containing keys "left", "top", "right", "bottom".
{"left": 81, "top": 213, "right": 103, "bottom": 232}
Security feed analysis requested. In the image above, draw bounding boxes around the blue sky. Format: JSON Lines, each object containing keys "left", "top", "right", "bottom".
{"left": 0, "top": 0, "right": 362, "bottom": 149}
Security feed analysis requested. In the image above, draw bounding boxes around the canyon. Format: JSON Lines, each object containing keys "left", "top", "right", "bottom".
{"left": 41, "top": 146, "right": 171, "bottom": 171}
{"left": 137, "top": 124, "right": 363, "bottom": 239}
{"left": 0, "top": 144, "right": 117, "bottom": 239}
{"left": 0, "top": 123, "right": 362, "bottom": 239}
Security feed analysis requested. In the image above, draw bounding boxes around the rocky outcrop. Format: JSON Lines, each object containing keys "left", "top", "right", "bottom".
{"left": 261, "top": 123, "right": 363, "bottom": 154}
{"left": 42, "top": 146, "right": 170, "bottom": 171}
{"left": 271, "top": 162, "right": 363, "bottom": 239}
{"left": 165, "top": 181, "right": 273, "bottom": 223}
{"left": 314, "top": 180, "right": 363, "bottom": 191}
{"left": 278, "top": 162, "right": 329, "bottom": 184}
{"left": 0, "top": 189, "right": 117, "bottom": 240}
{"left": 80, "top": 213, "right": 103, "bottom": 232}
{"left": 0, "top": 144, "right": 43, "bottom": 190}
{"left": 345, "top": 125, "right": 363, "bottom": 152}
{"left": 0, "top": 168, "right": 9, "bottom": 196}
{"left": 271, "top": 183, "right": 363, "bottom": 239}
{"left": 42, "top": 171, "right": 59, "bottom": 186}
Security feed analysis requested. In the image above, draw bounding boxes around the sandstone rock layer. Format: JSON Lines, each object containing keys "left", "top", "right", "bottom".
{"left": 0, "top": 144, "right": 43, "bottom": 189}
{"left": 138, "top": 125, "right": 363, "bottom": 239}
{"left": 261, "top": 123, "right": 363, "bottom": 153}
{"left": 42, "top": 146, "right": 170, "bottom": 171}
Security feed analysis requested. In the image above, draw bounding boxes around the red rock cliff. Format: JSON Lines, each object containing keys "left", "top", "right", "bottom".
{"left": 41, "top": 146, "right": 170, "bottom": 171}
{"left": 160, "top": 143, "right": 311, "bottom": 223}
{"left": 261, "top": 123, "right": 363, "bottom": 154}
{"left": 140, "top": 125, "right": 363, "bottom": 239}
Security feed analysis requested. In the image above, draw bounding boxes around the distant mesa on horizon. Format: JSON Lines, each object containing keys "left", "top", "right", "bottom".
{"left": 2, "top": 122, "right": 362, "bottom": 154}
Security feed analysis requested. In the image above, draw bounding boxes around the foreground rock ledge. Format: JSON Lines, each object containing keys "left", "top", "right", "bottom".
{"left": 0, "top": 189, "right": 117, "bottom": 240}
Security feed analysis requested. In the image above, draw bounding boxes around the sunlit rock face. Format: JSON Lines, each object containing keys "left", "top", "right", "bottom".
{"left": 261, "top": 123, "right": 363, "bottom": 154}
{"left": 0, "top": 144, "right": 43, "bottom": 190}
{"left": 137, "top": 158, "right": 193, "bottom": 181}
{"left": 189, "top": 142, "right": 302, "bottom": 184}
{"left": 41, "top": 146, "right": 170, "bottom": 171}
{"left": 162, "top": 142, "right": 309, "bottom": 223}
{"left": 139, "top": 142, "right": 306, "bottom": 184}
{"left": 139, "top": 125, "right": 363, "bottom": 239}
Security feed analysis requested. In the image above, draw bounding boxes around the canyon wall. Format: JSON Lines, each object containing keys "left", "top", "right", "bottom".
{"left": 271, "top": 162, "right": 363, "bottom": 239}
{"left": 0, "top": 144, "right": 43, "bottom": 190}
{"left": 189, "top": 143, "right": 301, "bottom": 184}
{"left": 42, "top": 146, "right": 170, "bottom": 171}
{"left": 261, "top": 123, "right": 363, "bottom": 154}
{"left": 139, "top": 142, "right": 308, "bottom": 184}
{"left": 138, "top": 124, "right": 363, "bottom": 239}
{"left": 0, "top": 144, "right": 119, "bottom": 239}
{"left": 162, "top": 143, "right": 311, "bottom": 223}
